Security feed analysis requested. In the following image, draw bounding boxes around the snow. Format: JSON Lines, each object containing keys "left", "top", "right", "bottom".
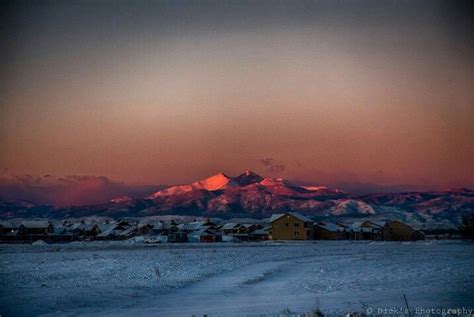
{"left": 301, "top": 185, "right": 328, "bottom": 191}
{"left": 331, "top": 199, "right": 376, "bottom": 215}
{"left": 269, "top": 212, "right": 312, "bottom": 223}
{"left": 149, "top": 173, "right": 237, "bottom": 197}
{"left": 20, "top": 220, "right": 50, "bottom": 228}
{"left": 110, "top": 196, "right": 133, "bottom": 203}
{"left": 0, "top": 241, "right": 473, "bottom": 316}
{"left": 31, "top": 239, "right": 48, "bottom": 246}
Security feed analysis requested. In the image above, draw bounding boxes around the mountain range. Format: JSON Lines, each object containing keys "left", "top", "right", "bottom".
{"left": 1, "top": 171, "right": 473, "bottom": 228}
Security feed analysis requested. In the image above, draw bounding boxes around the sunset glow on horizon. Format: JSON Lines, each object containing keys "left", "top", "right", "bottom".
{"left": 1, "top": 0, "right": 473, "bottom": 191}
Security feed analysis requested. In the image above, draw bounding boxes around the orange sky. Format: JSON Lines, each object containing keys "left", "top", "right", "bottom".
{"left": 0, "top": 1, "right": 473, "bottom": 189}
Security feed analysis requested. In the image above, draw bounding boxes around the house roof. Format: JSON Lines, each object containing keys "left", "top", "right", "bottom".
{"left": 97, "top": 228, "right": 123, "bottom": 237}
{"left": 96, "top": 224, "right": 113, "bottom": 232}
{"left": 252, "top": 227, "right": 269, "bottom": 235}
{"left": 269, "top": 212, "right": 312, "bottom": 223}
{"left": 385, "top": 220, "right": 410, "bottom": 228}
{"left": 0, "top": 221, "right": 15, "bottom": 228}
{"left": 20, "top": 221, "right": 50, "bottom": 229}
{"left": 343, "top": 223, "right": 364, "bottom": 232}
{"left": 188, "top": 228, "right": 215, "bottom": 237}
{"left": 52, "top": 227, "right": 69, "bottom": 234}
{"left": 68, "top": 223, "right": 96, "bottom": 231}
{"left": 315, "top": 223, "right": 343, "bottom": 232}
{"left": 185, "top": 222, "right": 208, "bottom": 231}
{"left": 119, "top": 226, "right": 137, "bottom": 236}
{"left": 366, "top": 221, "right": 385, "bottom": 228}
{"left": 150, "top": 222, "right": 164, "bottom": 230}
{"left": 241, "top": 223, "right": 258, "bottom": 229}
{"left": 221, "top": 222, "right": 240, "bottom": 230}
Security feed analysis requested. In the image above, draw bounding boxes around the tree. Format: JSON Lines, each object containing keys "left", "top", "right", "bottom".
{"left": 459, "top": 213, "right": 474, "bottom": 240}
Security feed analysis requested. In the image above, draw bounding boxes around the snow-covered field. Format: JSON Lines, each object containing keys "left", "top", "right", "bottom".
{"left": 1, "top": 241, "right": 473, "bottom": 316}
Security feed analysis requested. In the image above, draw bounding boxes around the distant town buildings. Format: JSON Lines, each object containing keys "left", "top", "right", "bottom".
{"left": 0, "top": 212, "right": 435, "bottom": 244}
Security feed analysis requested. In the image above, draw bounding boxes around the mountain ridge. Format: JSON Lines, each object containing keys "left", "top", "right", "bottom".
{"left": 1, "top": 171, "right": 473, "bottom": 228}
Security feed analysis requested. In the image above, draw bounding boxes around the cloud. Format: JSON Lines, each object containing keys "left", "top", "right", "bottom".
{"left": 259, "top": 158, "right": 286, "bottom": 174}
{"left": 0, "top": 175, "right": 160, "bottom": 206}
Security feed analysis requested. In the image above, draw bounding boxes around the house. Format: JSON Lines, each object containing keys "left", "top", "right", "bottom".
{"left": 158, "top": 220, "right": 188, "bottom": 242}
{"left": 249, "top": 226, "right": 270, "bottom": 241}
{"left": 96, "top": 223, "right": 128, "bottom": 240}
{"left": 48, "top": 224, "right": 74, "bottom": 242}
{"left": 242, "top": 223, "right": 263, "bottom": 233}
{"left": 224, "top": 224, "right": 255, "bottom": 241}
{"left": 314, "top": 222, "right": 344, "bottom": 240}
{"left": 0, "top": 221, "right": 18, "bottom": 236}
{"left": 0, "top": 221, "right": 20, "bottom": 241}
{"left": 343, "top": 223, "right": 365, "bottom": 240}
{"left": 167, "top": 230, "right": 188, "bottom": 243}
{"left": 149, "top": 222, "right": 165, "bottom": 235}
{"left": 119, "top": 225, "right": 138, "bottom": 239}
{"left": 359, "top": 221, "right": 384, "bottom": 240}
{"left": 18, "top": 221, "right": 53, "bottom": 236}
{"left": 67, "top": 222, "right": 101, "bottom": 238}
{"left": 361, "top": 220, "right": 384, "bottom": 229}
{"left": 178, "top": 221, "right": 209, "bottom": 232}
{"left": 411, "top": 230, "right": 426, "bottom": 241}
{"left": 116, "top": 220, "right": 134, "bottom": 228}
{"left": 188, "top": 229, "right": 221, "bottom": 243}
{"left": 136, "top": 223, "right": 153, "bottom": 235}
{"left": 96, "top": 223, "right": 113, "bottom": 234}
{"left": 201, "top": 218, "right": 218, "bottom": 230}
{"left": 220, "top": 223, "right": 242, "bottom": 235}
{"left": 382, "top": 220, "right": 417, "bottom": 241}
{"left": 269, "top": 212, "right": 314, "bottom": 240}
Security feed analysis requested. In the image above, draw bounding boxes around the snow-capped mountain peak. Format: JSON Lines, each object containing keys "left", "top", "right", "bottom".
{"left": 148, "top": 172, "right": 238, "bottom": 198}
{"left": 233, "top": 171, "right": 264, "bottom": 186}
{"left": 195, "top": 173, "right": 237, "bottom": 191}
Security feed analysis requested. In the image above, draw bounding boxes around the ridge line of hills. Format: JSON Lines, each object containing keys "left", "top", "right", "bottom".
{"left": 1, "top": 171, "right": 473, "bottom": 228}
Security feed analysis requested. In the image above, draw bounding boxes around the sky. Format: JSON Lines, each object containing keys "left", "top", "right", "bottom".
{"left": 0, "top": 0, "right": 473, "bottom": 191}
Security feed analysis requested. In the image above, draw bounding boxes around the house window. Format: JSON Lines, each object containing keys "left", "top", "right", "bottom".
{"left": 294, "top": 231, "right": 299, "bottom": 237}
{"left": 285, "top": 223, "right": 289, "bottom": 227}
{"left": 294, "top": 223, "right": 299, "bottom": 227}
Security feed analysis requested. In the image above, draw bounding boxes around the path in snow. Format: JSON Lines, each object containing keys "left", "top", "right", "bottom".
{"left": 83, "top": 242, "right": 474, "bottom": 317}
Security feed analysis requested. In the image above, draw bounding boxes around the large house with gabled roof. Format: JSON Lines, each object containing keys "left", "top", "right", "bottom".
{"left": 269, "top": 212, "right": 314, "bottom": 240}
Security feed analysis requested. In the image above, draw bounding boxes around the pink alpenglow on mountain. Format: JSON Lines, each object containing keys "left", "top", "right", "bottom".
{"left": 148, "top": 171, "right": 336, "bottom": 199}
{"left": 148, "top": 173, "right": 238, "bottom": 197}
{"left": 1, "top": 171, "right": 471, "bottom": 226}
